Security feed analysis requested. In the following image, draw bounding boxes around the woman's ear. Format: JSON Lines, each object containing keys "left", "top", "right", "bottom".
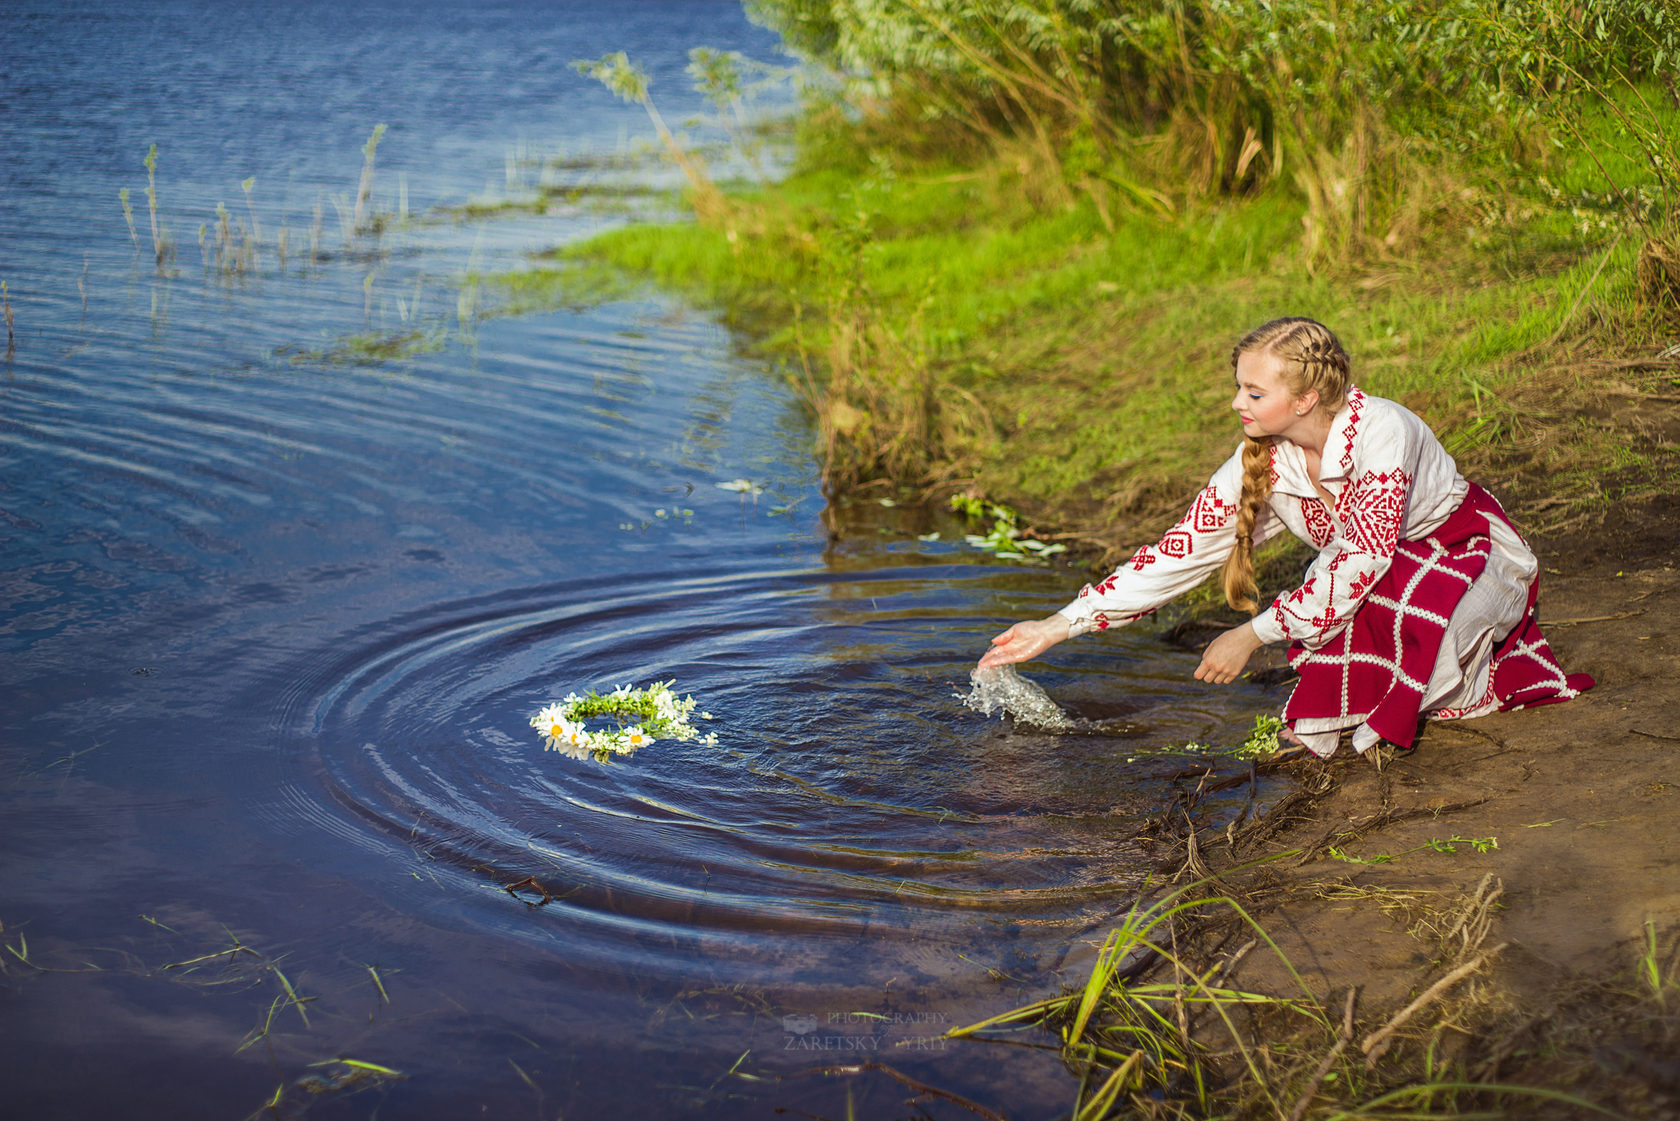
{"left": 1296, "top": 388, "right": 1320, "bottom": 417}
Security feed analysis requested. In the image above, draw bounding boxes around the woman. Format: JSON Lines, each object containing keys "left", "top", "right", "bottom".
{"left": 977, "top": 317, "right": 1591, "bottom": 756}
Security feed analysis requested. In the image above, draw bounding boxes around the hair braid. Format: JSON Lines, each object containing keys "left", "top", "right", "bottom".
{"left": 1221, "top": 434, "right": 1273, "bottom": 613}
{"left": 1218, "top": 317, "right": 1352, "bottom": 614}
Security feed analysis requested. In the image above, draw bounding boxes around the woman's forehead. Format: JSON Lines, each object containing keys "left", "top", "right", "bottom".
{"left": 1234, "top": 348, "right": 1291, "bottom": 386}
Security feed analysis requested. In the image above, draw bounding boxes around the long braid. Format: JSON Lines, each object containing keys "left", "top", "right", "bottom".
{"left": 1218, "top": 317, "right": 1351, "bottom": 614}
{"left": 1222, "top": 434, "right": 1274, "bottom": 613}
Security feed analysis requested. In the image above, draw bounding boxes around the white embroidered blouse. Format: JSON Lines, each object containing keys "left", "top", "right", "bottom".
{"left": 1057, "top": 388, "right": 1475, "bottom": 650}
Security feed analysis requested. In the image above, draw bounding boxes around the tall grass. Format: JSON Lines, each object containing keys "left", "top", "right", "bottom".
{"left": 947, "top": 874, "right": 1623, "bottom": 1119}
{"left": 749, "top": 0, "right": 1679, "bottom": 269}
{"left": 542, "top": 3, "right": 1680, "bottom": 525}
{"left": 567, "top": 99, "right": 1676, "bottom": 531}
{"left": 353, "top": 123, "right": 387, "bottom": 235}
{"left": 573, "top": 53, "right": 729, "bottom": 223}
{"left": 142, "top": 144, "right": 172, "bottom": 268}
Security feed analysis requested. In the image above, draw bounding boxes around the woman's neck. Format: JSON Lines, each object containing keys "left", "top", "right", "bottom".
{"left": 1279, "top": 409, "right": 1335, "bottom": 456}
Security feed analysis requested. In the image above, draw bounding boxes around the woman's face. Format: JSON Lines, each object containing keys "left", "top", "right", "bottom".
{"left": 1231, "top": 349, "right": 1312, "bottom": 439}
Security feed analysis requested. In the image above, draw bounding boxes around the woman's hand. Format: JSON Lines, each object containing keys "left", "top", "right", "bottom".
{"left": 977, "top": 615, "right": 1071, "bottom": 670}
{"left": 1194, "top": 622, "right": 1264, "bottom": 684}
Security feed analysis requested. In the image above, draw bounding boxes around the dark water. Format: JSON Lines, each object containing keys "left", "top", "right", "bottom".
{"left": 1, "top": 2, "right": 1279, "bottom": 1117}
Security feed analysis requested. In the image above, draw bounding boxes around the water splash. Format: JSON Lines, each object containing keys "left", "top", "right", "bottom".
{"left": 961, "top": 664, "right": 1075, "bottom": 731}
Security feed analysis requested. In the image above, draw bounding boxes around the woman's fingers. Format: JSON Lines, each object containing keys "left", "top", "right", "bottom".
{"left": 977, "top": 616, "right": 1069, "bottom": 670}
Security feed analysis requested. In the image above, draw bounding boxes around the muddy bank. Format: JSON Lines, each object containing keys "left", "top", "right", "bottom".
{"left": 1099, "top": 499, "right": 1680, "bottom": 1115}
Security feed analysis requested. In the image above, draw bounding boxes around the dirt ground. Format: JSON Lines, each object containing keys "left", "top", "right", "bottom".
{"left": 1187, "top": 496, "right": 1680, "bottom": 1116}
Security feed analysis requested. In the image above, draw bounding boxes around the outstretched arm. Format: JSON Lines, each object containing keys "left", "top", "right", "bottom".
{"left": 977, "top": 615, "right": 1071, "bottom": 669}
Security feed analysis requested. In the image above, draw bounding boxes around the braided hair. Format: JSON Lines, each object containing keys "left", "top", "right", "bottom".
{"left": 1219, "top": 317, "right": 1352, "bottom": 613}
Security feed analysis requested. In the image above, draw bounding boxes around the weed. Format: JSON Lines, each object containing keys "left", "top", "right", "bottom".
{"left": 119, "top": 188, "right": 139, "bottom": 250}
{"left": 573, "top": 53, "right": 727, "bottom": 223}
{"left": 951, "top": 872, "right": 1620, "bottom": 1119}
{"left": 1326, "top": 836, "right": 1500, "bottom": 867}
{"left": 142, "top": 144, "right": 172, "bottom": 268}
{"left": 353, "top": 124, "right": 387, "bottom": 235}
{"left": 949, "top": 494, "right": 1067, "bottom": 562}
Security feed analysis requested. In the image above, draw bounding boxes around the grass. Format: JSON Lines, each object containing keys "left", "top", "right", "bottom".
{"left": 945, "top": 868, "right": 1647, "bottom": 1120}
{"left": 524, "top": 83, "right": 1679, "bottom": 542}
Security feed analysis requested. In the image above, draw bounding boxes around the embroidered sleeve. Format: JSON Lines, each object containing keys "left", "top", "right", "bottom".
{"left": 1250, "top": 421, "right": 1416, "bottom": 649}
{"left": 1057, "top": 449, "right": 1277, "bottom": 637}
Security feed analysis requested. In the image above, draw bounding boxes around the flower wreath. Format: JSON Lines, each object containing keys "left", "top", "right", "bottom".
{"left": 530, "top": 680, "right": 716, "bottom": 762}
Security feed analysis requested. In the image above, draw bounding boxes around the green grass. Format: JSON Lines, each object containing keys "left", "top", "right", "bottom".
{"left": 504, "top": 75, "right": 1679, "bottom": 542}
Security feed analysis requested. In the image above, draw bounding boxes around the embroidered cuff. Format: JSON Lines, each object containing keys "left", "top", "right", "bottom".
{"left": 1057, "top": 604, "right": 1098, "bottom": 637}
{"left": 1250, "top": 604, "right": 1287, "bottom": 645}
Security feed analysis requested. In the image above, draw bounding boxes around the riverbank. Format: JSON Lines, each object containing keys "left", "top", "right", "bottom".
{"left": 1106, "top": 504, "right": 1680, "bottom": 1118}
{"left": 527, "top": 86, "right": 1680, "bottom": 1118}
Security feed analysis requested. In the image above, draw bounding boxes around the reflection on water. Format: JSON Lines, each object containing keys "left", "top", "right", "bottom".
{"left": 0, "top": 1, "right": 1282, "bottom": 1117}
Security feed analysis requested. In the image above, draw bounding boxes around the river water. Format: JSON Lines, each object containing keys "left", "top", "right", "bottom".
{"left": 0, "top": 1, "right": 1279, "bottom": 1116}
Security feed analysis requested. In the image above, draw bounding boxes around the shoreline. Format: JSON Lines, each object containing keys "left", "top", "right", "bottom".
{"left": 1013, "top": 502, "right": 1680, "bottom": 1117}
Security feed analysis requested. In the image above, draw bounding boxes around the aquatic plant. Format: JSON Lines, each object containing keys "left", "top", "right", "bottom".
{"left": 241, "top": 176, "right": 263, "bottom": 269}
{"left": 118, "top": 188, "right": 139, "bottom": 250}
{"left": 949, "top": 494, "right": 1066, "bottom": 562}
{"left": 572, "top": 52, "right": 728, "bottom": 223}
{"left": 142, "top": 144, "right": 172, "bottom": 268}
{"left": 1233, "top": 714, "right": 1286, "bottom": 760}
{"left": 2, "top": 281, "right": 12, "bottom": 350}
{"left": 353, "top": 124, "right": 387, "bottom": 235}
{"left": 1326, "top": 835, "right": 1500, "bottom": 867}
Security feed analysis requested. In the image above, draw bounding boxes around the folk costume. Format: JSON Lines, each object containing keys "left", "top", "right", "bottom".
{"left": 1057, "top": 388, "right": 1592, "bottom": 756}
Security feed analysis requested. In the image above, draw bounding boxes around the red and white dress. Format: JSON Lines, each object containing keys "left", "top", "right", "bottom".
{"left": 1056, "top": 387, "right": 1592, "bottom": 757}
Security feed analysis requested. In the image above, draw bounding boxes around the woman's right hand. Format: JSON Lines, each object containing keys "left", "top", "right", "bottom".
{"left": 977, "top": 615, "right": 1071, "bottom": 670}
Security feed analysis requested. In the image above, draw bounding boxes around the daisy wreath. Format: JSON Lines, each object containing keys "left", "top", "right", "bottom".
{"left": 530, "top": 680, "right": 716, "bottom": 762}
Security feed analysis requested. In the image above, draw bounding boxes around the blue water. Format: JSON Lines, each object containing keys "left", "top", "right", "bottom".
{"left": 0, "top": 2, "right": 1278, "bottom": 1117}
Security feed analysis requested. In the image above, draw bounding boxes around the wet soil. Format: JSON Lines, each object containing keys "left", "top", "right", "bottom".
{"left": 1178, "top": 494, "right": 1680, "bottom": 1116}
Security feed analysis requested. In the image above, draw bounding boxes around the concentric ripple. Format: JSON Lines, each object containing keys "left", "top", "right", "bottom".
{"left": 261, "top": 551, "right": 1271, "bottom": 992}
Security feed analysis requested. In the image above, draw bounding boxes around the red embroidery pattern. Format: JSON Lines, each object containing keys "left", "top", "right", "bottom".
{"left": 1337, "top": 387, "right": 1366, "bottom": 475}
{"left": 1301, "top": 498, "right": 1334, "bottom": 547}
{"left": 1129, "top": 546, "right": 1157, "bottom": 571}
{"left": 1186, "top": 487, "right": 1236, "bottom": 533}
{"left": 1158, "top": 530, "right": 1192, "bottom": 558}
{"left": 1339, "top": 467, "right": 1411, "bottom": 557}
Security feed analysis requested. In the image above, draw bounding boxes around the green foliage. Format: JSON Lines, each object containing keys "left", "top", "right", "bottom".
{"left": 572, "top": 51, "right": 651, "bottom": 104}
{"left": 1328, "top": 836, "right": 1500, "bottom": 866}
{"left": 950, "top": 495, "right": 1067, "bottom": 561}
{"left": 1234, "top": 714, "right": 1285, "bottom": 759}
{"left": 561, "top": 108, "right": 1674, "bottom": 518}
{"left": 745, "top": 0, "right": 1679, "bottom": 266}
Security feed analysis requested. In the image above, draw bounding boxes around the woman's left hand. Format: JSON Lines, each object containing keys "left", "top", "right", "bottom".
{"left": 1194, "top": 622, "right": 1264, "bottom": 685}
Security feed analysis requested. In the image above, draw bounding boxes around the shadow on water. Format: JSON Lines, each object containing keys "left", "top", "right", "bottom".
{"left": 0, "top": 2, "right": 1286, "bottom": 1117}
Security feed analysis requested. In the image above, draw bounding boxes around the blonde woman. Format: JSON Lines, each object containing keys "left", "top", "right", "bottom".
{"left": 978, "top": 317, "right": 1591, "bottom": 756}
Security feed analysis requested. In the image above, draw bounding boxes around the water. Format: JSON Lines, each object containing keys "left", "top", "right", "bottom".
{"left": 962, "top": 665, "right": 1077, "bottom": 730}
{"left": 0, "top": 2, "right": 1281, "bottom": 1116}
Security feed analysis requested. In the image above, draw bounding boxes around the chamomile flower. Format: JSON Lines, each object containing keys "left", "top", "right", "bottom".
{"left": 529, "top": 682, "right": 716, "bottom": 763}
